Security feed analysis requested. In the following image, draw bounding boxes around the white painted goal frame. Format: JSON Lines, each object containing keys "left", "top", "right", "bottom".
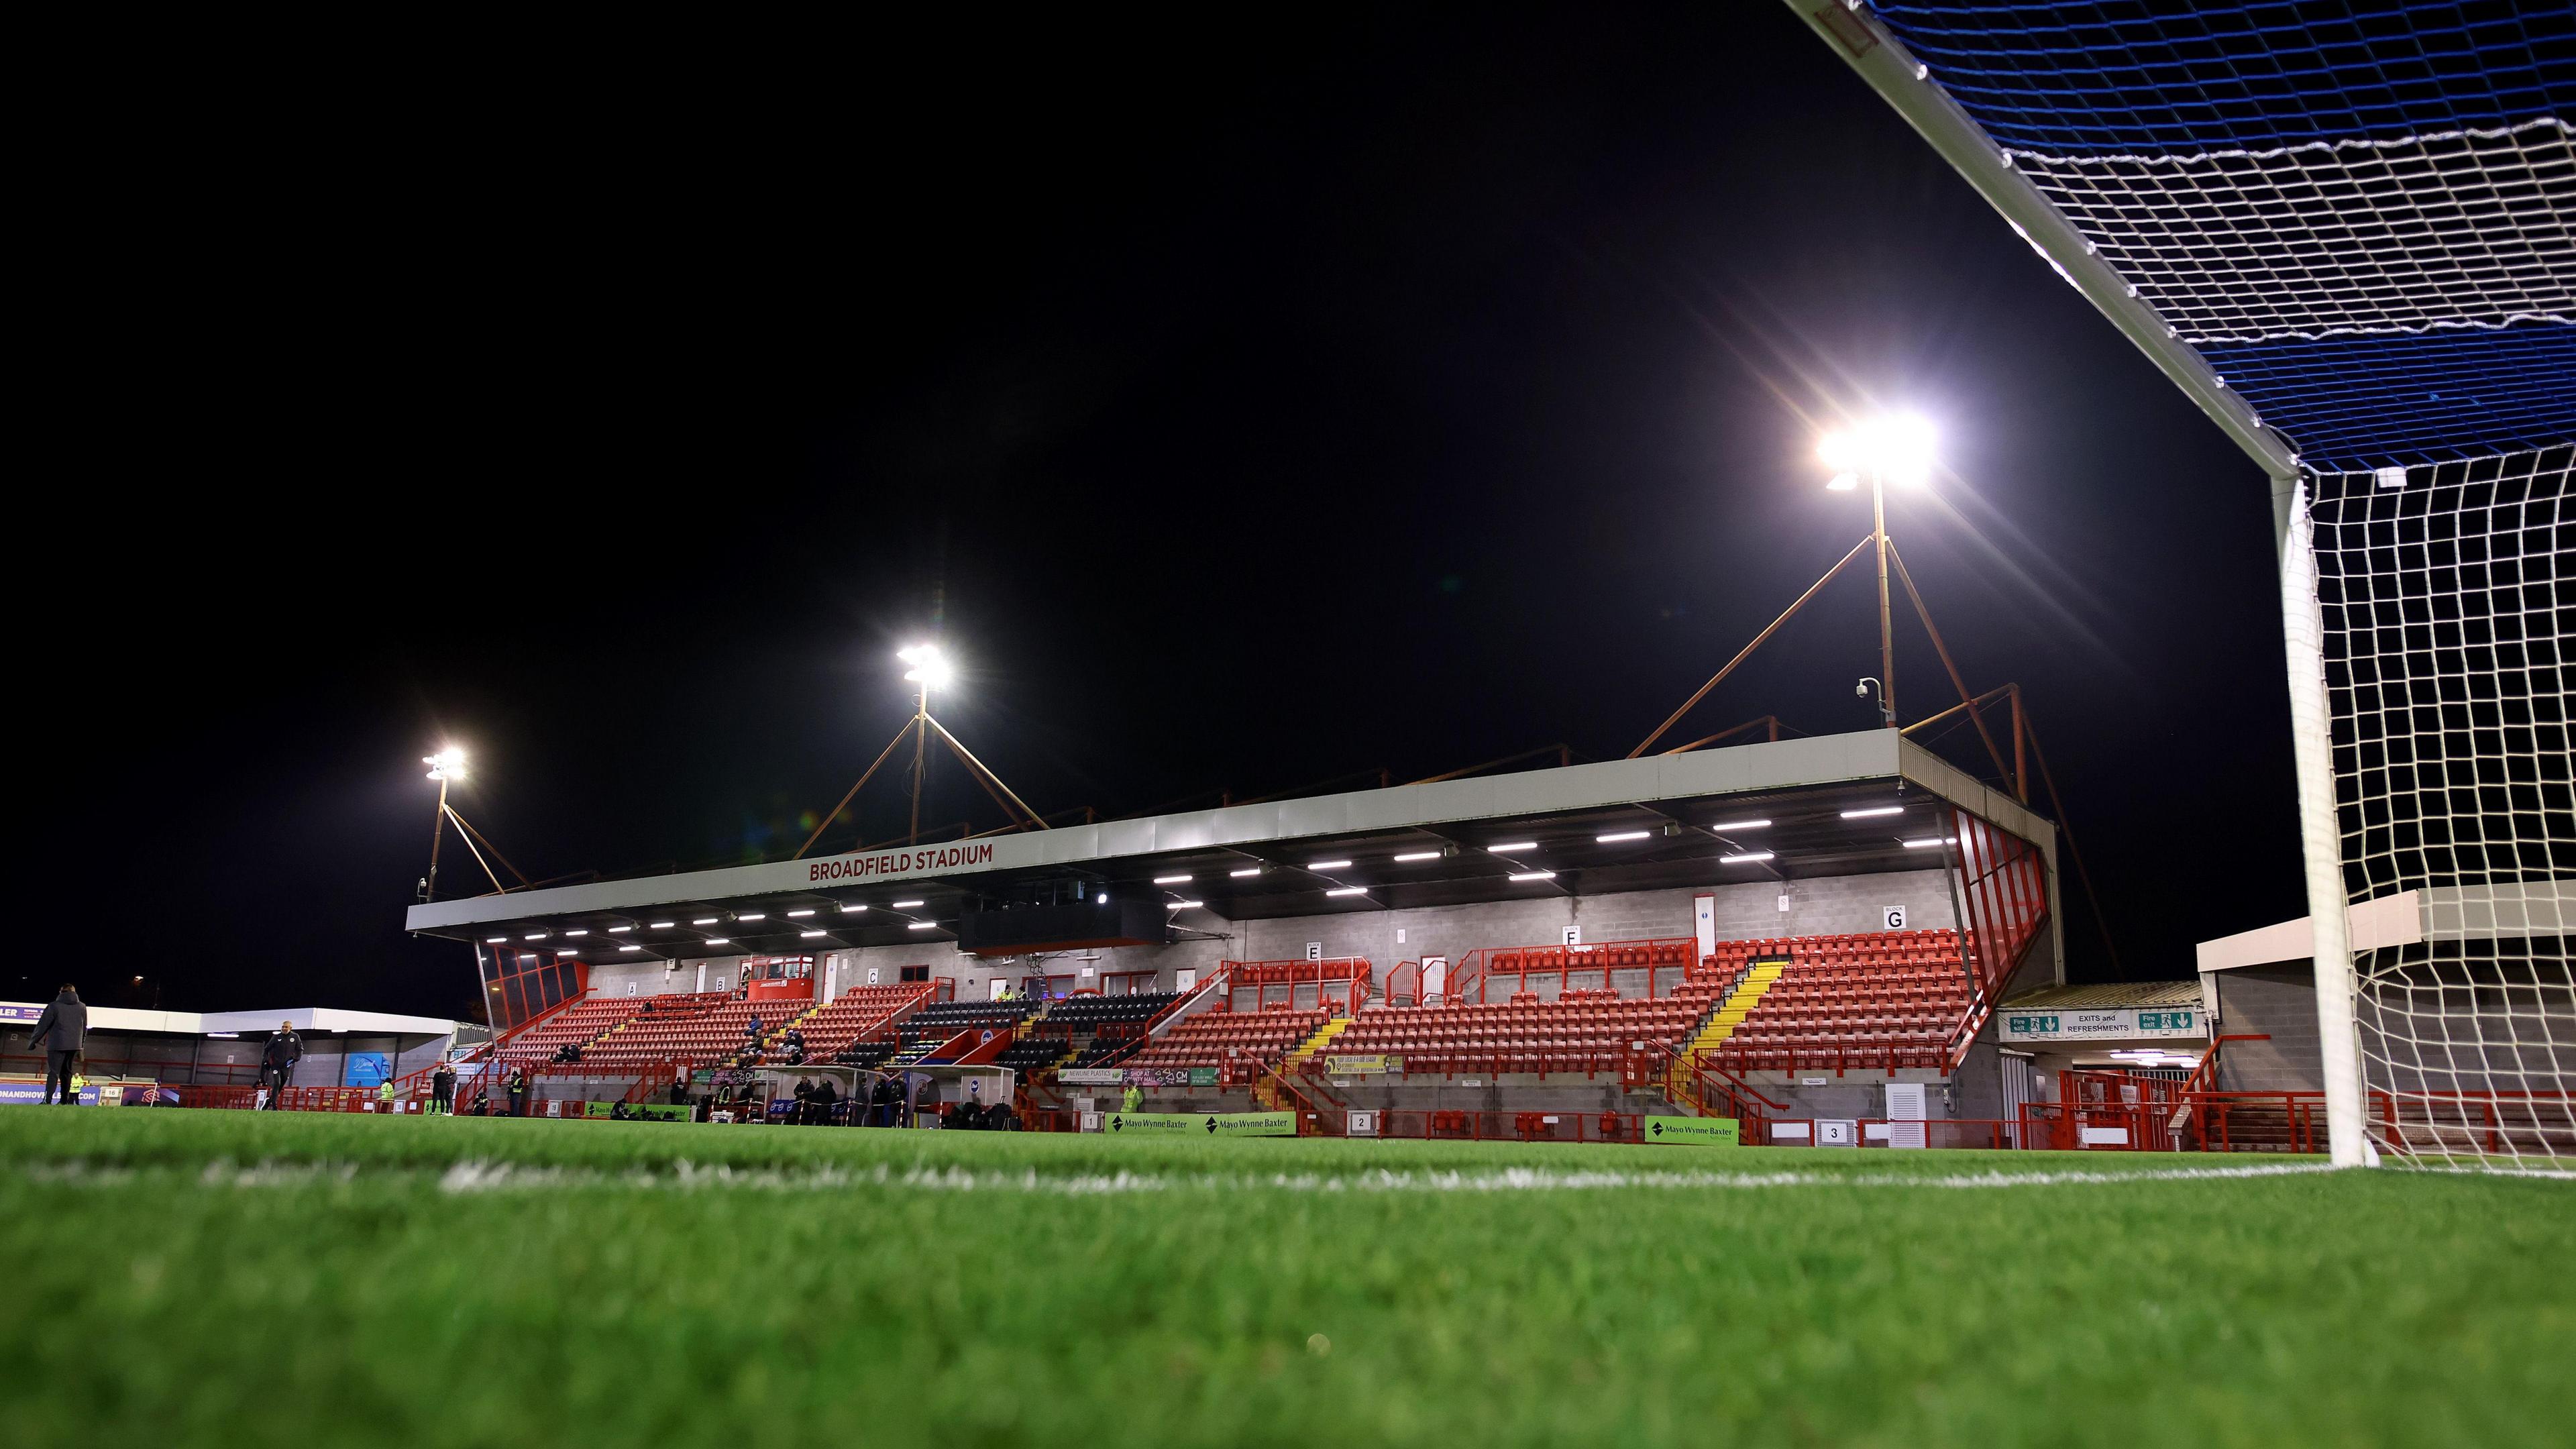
{"left": 1782, "top": 2, "right": 2573, "bottom": 1169}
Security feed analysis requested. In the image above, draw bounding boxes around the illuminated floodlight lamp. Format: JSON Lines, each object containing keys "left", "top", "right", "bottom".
{"left": 891, "top": 899, "right": 925, "bottom": 909}
{"left": 1325, "top": 887, "right": 1368, "bottom": 897}
{"left": 1507, "top": 871, "right": 1556, "bottom": 882}
{"left": 1817, "top": 413, "right": 1935, "bottom": 488}
{"left": 1229, "top": 867, "right": 1263, "bottom": 878}
{"left": 423, "top": 746, "right": 466, "bottom": 782}
{"left": 484, "top": 936, "right": 506, "bottom": 944}
{"left": 704, "top": 937, "right": 731, "bottom": 945}
{"left": 1487, "top": 842, "right": 1538, "bottom": 855}
{"left": 1392, "top": 851, "right": 1440, "bottom": 863}
{"left": 737, "top": 913, "right": 765, "bottom": 922}
{"left": 649, "top": 921, "right": 674, "bottom": 929}
{"left": 1596, "top": 830, "right": 1651, "bottom": 844}
{"left": 608, "top": 925, "right": 632, "bottom": 934}
{"left": 1840, "top": 806, "right": 1904, "bottom": 820}
{"left": 1167, "top": 900, "right": 1203, "bottom": 910}
{"left": 1721, "top": 851, "right": 1776, "bottom": 864}
{"left": 906, "top": 921, "right": 938, "bottom": 931}
{"left": 840, "top": 904, "right": 867, "bottom": 913}
{"left": 1153, "top": 874, "right": 1192, "bottom": 885}
{"left": 1902, "top": 837, "right": 1960, "bottom": 849}
{"left": 1709, "top": 818, "right": 1770, "bottom": 831}
{"left": 800, "top": 930, "right": 826, "bottom": 938}
{"left": 786, "top": 908, "right": 814, "bottom": 918}
{"left": 898, "top": 644, "right": 955, "bottom": 691}
{"left": 1307, "top": 859, "right": 1353, "bottom": 870}
{"left": 619, "top": 945, "right": 642, "bottom": 953}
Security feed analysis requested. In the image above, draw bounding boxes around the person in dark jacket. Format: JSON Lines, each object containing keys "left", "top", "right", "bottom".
{"left": 260, "top": 1021, "right": 304, "bottom": 1109}
{"left": 28, "top": 985, "right": 87, "bottom": 1105}
{"left": 430, "top": 1062, "right": 457, "bottom": 1116}
{"left": 506, "top": 1067, "right": 530, "bottom": 1117}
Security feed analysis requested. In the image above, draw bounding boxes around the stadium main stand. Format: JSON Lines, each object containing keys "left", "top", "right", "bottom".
{"left": 1705, "top": 929, "right": 1972, "bottom": 1075}
{"left": 1326, "top": 991, "right": 1707, "bottom": 1078}
{"left": 577, "top": 994, "right": 789, "bottom": 1068}
{"left": 1128, "top": 1007, "right": 1330, "bottom": 1083}
{"left": 492, "top": 996, "right": 649, "bottom": 1068}
{"left": 792, "top": 983, "right": 933, "bottom": 1059}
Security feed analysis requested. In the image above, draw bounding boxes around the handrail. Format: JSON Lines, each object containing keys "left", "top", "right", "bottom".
{"left": 2186, "top": 1034, "right": 2271, "bottom": 1095}
{"left": 1642, "top": 1040, "right": 1787, "bottom": 1116}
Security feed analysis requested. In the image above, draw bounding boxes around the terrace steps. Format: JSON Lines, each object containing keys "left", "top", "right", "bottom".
{"left": 1283, "top": 1018, "right": 1352, "bottom": 1069}
{"left": 1667, "top": 962, "right": 1783, "bottom": 1093}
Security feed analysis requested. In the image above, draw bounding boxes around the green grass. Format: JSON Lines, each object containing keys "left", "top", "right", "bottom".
{"left": 3, "top": 1110, "right": 2568, "bottom": 1448}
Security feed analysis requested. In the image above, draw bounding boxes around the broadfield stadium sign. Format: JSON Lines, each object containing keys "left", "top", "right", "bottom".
{"left": 804, "top": 841, "right": 998, "bottom": 883}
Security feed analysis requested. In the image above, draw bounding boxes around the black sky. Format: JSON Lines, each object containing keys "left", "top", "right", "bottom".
{"left": 32, "top": 7, "right": 2304, "bottom": 1018}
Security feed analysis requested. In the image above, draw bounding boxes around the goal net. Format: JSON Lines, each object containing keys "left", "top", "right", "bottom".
{"left": 1790, "top": 1, "right": 2574, "bottom": 1168}
{"left": 2315, "top": 447, "right": 2573, "bottom": 1165}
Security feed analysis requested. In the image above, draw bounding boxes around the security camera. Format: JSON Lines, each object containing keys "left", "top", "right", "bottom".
{"left": 1854, "top": 680, "right": 1869, "bottom": 698}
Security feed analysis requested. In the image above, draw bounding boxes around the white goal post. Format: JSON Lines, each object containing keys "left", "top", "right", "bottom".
{"left": 1782, "top": 1, "right": 2573, "bottom": 1169}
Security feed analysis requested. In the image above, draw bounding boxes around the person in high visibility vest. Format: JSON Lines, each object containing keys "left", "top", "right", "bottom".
{"left": 67, "top": 1071, "right": 87, "bottom": 1106}
{"left": 1122, "top": 1083, "right": 1143, "bottom": 1116}
{"left": 378, "top": 1078, "right": 398, "bottom": 1111}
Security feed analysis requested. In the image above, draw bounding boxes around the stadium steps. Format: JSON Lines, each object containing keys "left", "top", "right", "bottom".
{"left": 1666, "top": 962, "right": 1784, "bottom": 1090}
{"left": 1282, "top": 1017, "right": 1351, "bottom": 1069}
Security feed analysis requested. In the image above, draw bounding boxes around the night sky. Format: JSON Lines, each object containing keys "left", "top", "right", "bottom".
{"left": 38, "top": 8, "right": 2305, "bottom": 1020}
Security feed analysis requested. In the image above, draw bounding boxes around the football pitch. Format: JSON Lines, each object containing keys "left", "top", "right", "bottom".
{"left": 4, "top": 1110, "right": 2567, "bottom": 1448}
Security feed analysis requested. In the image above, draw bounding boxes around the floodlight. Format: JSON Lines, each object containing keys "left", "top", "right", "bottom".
{"left": 1817, "top": 414, "right": 1936, "bottom": 486}
{"left": 899, "top": 643, "right": 955, "bottom": 690}
{"left": 423, "top": 747, "right": 466, "bottom": 782}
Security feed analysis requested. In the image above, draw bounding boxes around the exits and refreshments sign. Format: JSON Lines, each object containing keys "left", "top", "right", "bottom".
{"left": 2000, "top": 1008, "right": 2204, "bottom": 1042}
{"left": 1102, "top": 1110, "right": 1296, "bottom": 1137}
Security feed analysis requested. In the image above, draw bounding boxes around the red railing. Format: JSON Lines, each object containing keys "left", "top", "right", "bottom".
{"left": 1709, "top": 1040, "right": 1956, "bottom": 1076}
{"left": 1752, "top": 1118, "right": 2019, "bottom": 1148}
{"left": 1624, "top": 1041, "right": 1788, "bottom": 1123}
{"left": 1372, "top": 1110, "right": 1657, "bottom": 1143}
{"left": 1222, "top": 958, "right": 1373, "bottom": 1014}
{"left": 1941, "top": 806, "right": 2051, "bottom": 1069}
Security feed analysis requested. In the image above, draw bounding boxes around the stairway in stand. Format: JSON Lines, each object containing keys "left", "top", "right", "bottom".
{"left": 1667, "top": 961, "right": 1785, "bottom": 1094}
{"left": 1283, "top": 1017, "right": 1350, "bottom": 1069}
{"left": 1256, "top": 1018, "right": 1351, "bottom": 1110}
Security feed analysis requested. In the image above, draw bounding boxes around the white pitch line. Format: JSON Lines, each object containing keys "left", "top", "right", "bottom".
{"left": 24, "top": 1157, "right": 2569, "bottom": 1195}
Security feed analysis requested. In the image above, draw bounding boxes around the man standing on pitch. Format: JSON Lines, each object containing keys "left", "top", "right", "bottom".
{"left": 260, "top": 1020, "right": 304, "bottom": 1109}
{"left": 28, "top": 983, "right": 87, "bottom": 1105}
{"left": 431, "top": 1060, "right": 457, "bottom": 1116}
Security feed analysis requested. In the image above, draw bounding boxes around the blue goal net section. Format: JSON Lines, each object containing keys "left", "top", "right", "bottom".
{"left": 1787, "top": 1, "right": 2572, "bottom": 1170}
